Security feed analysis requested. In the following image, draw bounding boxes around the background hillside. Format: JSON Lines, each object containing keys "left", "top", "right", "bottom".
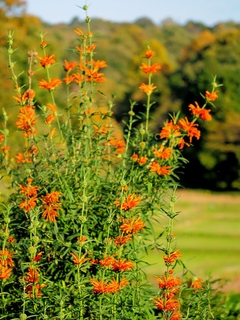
{"left": 1, "top": 0, "right": 240, "bottom": 190}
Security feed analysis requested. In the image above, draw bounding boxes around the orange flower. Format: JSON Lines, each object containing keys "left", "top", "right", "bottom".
{"left": 38, "top": 54, "right": 55, "bottom": 68}
{"left": 46, "top": 103, "right": 57, "bottom": 112}
{"left": 120, "top": 217, "right": 145, "bottom": 234}
{"left": 205, "top": 90, "right": 219, "bottom": 101}
{"left": 15, "top": 106, "right": 36, "bottom": 137}
{"left": 24, "top": 265, "right": 39, "bottom": 283}
{"left": 93, "top": 124, "right": 108, "bottom": 135}
{"left": 0, "top": 248, "right": 14, "bottom": 267}
{"left": 153, "top": 145, "right": 173, "bottom": 160}
{"left": 178, "top": 137, "right": 190, "bottom": 150}
{"left": 153, "top": 296, "right": 180, "bottom": 311}
{"left": 119, "top": 278, "right": 129, "bottom": 288}
{"left": 40, "top": 40, "right": 47, "bottom": 48}
{"left": 131, "top": 153, "right": 139, "bottom": 161}
{"left": 90, "top": 278, "right": 128, "bottom": 294}
{"left": 0, "top": 264, "right": 12, "bottom": 280}
{"left": 115, "top": 194, "right": 141, "bottom": 211}
{"left": 137, "top": 156, "right": 148, "bottom": 165}
{"left": 44, "top": 113, "right": 55, "bottom": 125}
{"left": 64, "top": 74, "right": 76, "bottom": 85}
{"left": 139, "top": 62, "right": 161, "bottom": 74}
{"left": 164, "top": 249, "right": 181, "bottom": 264}
{"left": 114, "top": 234, "right": 132, "bottom": 246}
{"left": 92, "top": 59, "right": 108, "bottom": 71}
{"left": 19, "top": 197, "right": 38, "bottom": 212}
{"left": 189, "top": 101, "right": 212, "bottom": 121}
{"left": 99, "top": 255, "right": 115, "bottom": 267}
{"left": 19, "top": 178, "right": 39, "bottom": 198}
{"left": 13, "top": 89, "right": 35, "bottom": 105}
{"left": 190, "top": 277, "right": 203, "bottom": 292}
{"left": 145, "top": 49, "right": 154, "bottom": 58}
{"left": 7, "top": 236, "right": 15, "bottom": 243}
{"left": 112, "top": 259, "right": 134, "bottom": 272}
{"left": 1, "top": 146, "right": 10, "bottom": 159}
{"left": 49, "top": 127, "right": 56, "bottom": 139}
{"left": 25, "top": 283, "right": 45, "bottom": 298}
{"left": 63, "top": 59, "right": 77, "bottom": 72}
{"left": 72, "top": 73, "right": 84, "bottom": 84}
{"left": 41, "top": 191, "right": 62, "bottom": 222}
{"left": 77, "top": 236, "right": 87, "bottom": 243}
{"left": 199, "top": 108, "right": 212, "bottom": 121}
{"left": 74, "top": 28, "right": 84, "bottom": 36}
{"left": 149, "top": 161, "right": 171, "bottom": 176}
{"left": 90, "top": 279, "right": 108, "bottom": 293}
{"left": 70, "top": 252, "right": 89, "bottom": 265}
{"left": 155, "top": 272, "right": 182, "bottom": 290}
{"left": 32, "top": 251, "right": 44, "bottom": 262}
{"left": 139, "top": 83, "right": 157, "bottom": 95}
{"left": 170, "top": 310, "right": 182, "bottom": 320}
{"left": 160, "top": 120, "right": 181, "bottom": 140}
{"left": 0, "top": 134, "right": 4, "bottom": 143}
{"left": 39, "top": 78, "right": 62, "bottom": 91}
{"left": 85, "top": 69, "right": 106, "bottom": 82}
{"left": 178, "top": 117, "right": 200, "bottom": 143}
{"left": 76, "top": 44, "right": 97, "bottom": 53}
{"left": 106, "top": 278, "right": 120, "bottom": 293}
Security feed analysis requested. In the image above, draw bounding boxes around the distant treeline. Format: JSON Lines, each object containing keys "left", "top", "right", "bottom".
{"left": 1, "top": 0, "right": 240, "bottom": 190}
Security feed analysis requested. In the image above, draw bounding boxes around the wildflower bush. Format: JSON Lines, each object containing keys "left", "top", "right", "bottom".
{"left": 0, "top": 6, "right": 225, "bottom": 320}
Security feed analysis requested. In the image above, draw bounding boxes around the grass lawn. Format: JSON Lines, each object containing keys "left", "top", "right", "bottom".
{"left": 144, "top": 189, "right": 240, "bottom": 292}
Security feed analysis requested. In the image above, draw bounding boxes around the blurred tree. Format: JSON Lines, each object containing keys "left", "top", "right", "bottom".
{"left": 169, "top": 27, "right": 240, "bottom": 190}
{"left": 0, "top": 0, "right": 26, "bottom": 15}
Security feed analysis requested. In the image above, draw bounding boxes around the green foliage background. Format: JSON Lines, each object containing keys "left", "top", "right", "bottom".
{"left": 1, "top": 1, "right": 240, "bottom": 190}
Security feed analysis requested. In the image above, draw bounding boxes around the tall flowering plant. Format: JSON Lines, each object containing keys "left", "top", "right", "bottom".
{"left": 0, "top": 6, "right": 222, "bottom": 320}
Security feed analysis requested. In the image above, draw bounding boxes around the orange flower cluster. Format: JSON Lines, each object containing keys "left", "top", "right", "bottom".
{"left": 15, "top": 145, "right": 38, "bottom": 164}
{"left": 160, "top": 120, "right": 181, "bottom": 141}
{"left": 38, "top": 54, "right": 55, "bottom": 68}
{"left": 120, "top": 216, "right": 145, "bottom": 234}
{"left": 178, "top": 117, "right": 201, "bottom": 143}
{"left": 152, "top": 145, "right": 173, "bottom": 160}
{"left": 153, "top": 269, "right": 182, "bottom": 319}
{"left": 70, "top": 252, "right": 89, "bottom": 265}
{"left": 41, "top": 191, "right": 62, "bottom": 223}
{"left": 24, "top": 265, "right": 45, "bottom": 297}
{"left": 99, "top": 255, "right": 134, "bottom": 272}
{"left": 32, "top": 251, "right": 44, "bottom": 262}
{"left": 139, "top": 62, "right": 161, "bottom": 74}
{"left": 189, "top": 101, "right": 212, "bottom": 121}
{"left": 205, "top": 90, "right": 219, "bottom": 101}
{"left": 155, "top": 270, "right": 181, "bottom": 292}
{"left": 149, "top": 160, "right": 171, "bottom": 176}
{"left": 90, "top": 277, "right": 128, "bottom": 294}
{"left": 19, "top": 178, "right": 39, "bottom": 212}
{"left": 138, "top": 48, "right": 161, "bottom": 97}
{"left": 0, "top": 248, "right": 14, "bottom": 280}
{"left": 44, "top": 103, "right": 57, "bottom": 125}
{"left": 39, "top": 78, "right": 62, "bottom": 91}
{"left": 190, "top": 277, "right": 203, "bottom": 292}
{"left": 15, "top": 105, "right": 37, "bottom": 138}
{"left": 108, "top": 137, "right": 125, "bottom": 154}
{"left": 114, "top": 234, "right": 132, "bottom": 246}
{"left": 1, "top": 146, "right": 10, "bottom": 160}
{"left": 139, "top": 83, "right": 157, "bottom": 95}
{"left": 164, "top": 249, "right": 181, "bottom": 265}
{"left": 131, "top": 153, "right": 148, "bottom": 165}
{"left": 13, "top": 89, "right": 35, "bottom": 106}
{"left": 115, "top": 194, "right": 141, "bottom": 211}
{"left": 69, "top": 30, "right": 108, "bottom": 84}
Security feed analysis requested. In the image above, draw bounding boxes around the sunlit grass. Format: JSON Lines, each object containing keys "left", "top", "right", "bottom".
{"left": 145, "top": 189, "right": 240, "bottom": 290}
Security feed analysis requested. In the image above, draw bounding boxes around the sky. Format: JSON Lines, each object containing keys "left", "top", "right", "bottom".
{"left": 25, "top": 0, "right": 240, "bottom": 26}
